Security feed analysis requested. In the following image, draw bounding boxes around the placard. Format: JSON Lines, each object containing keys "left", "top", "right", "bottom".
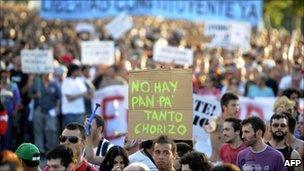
{"left": 21, "top": 49, "right": 53, "bottom": 73}
{"left": 81, "top": 41, "right": 115, "bottom": 65}
{"left": 105, "top": 13, "right": 133, "bottom": 40}
{"left": 153, "top": 45, "right": 193, "bottom": 66}
{"left": 128, "top": 69, "right": 193, "bottom": 140}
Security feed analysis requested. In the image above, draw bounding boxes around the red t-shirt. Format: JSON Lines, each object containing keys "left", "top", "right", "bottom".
{"left": 219, "top": 143, "right": 247, "bottom": 165}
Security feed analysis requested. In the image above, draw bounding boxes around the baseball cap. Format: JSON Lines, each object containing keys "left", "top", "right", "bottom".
{"left": 15, "top": 143, "right": 40, "bottom": 161}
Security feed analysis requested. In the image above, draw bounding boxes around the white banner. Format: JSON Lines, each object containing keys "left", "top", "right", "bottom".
{"left": 204, "top": 21, "right": 251, "bottom": 52}
{"left": 92, "top": 85, "right": 128, "bottom": 146}
{"left": 81, "top": 41, "right": 115, "bottom": 65}
{"left": 153, "top": 45, "right": 193, "bottom": 66}
{"left": 21, "top": 49, "right": 53, "bottom": 73}
{"left": 105, "top": 13, "right": 133, "bottom": 40}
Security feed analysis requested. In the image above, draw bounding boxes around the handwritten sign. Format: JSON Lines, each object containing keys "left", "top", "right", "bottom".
{"left": 128, "top": 69, "right": 192, "bottom": 140}
{"left": 153, "top": 45, "right": 193, "bottom": 66}
{"left": 21, "top": 49, "right": 53, "bottom": 73}
{"left": 81, "top": 41, "right": 114, "bottom": 65}
{"left": 105, "top": 13, "right": 133, "bottom": 40}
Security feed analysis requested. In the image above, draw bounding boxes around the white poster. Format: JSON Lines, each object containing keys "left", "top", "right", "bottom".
{"left": 204, "top": 21, "right": 251, "bottom": 51}
{"left": 81, "top": 41, "right": 114, "bottom": 65}
{"left": 92, "top": 85, "right": 128, "bottom": 146}
{"left": 21, "top": 49, "right": 53, "bottom": 73}
{"left": 153, "top": 45, "right": 193, "bottom": 66}
{"left": 105, "top": 13, "right": 133, "bottom": 40}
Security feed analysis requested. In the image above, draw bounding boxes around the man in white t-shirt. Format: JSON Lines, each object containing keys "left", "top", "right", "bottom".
{"left": 61, "top": 64, "right": 88, "bottom": 127}
{"left": 279, "top": 64, "right": 304, "bottom": 92}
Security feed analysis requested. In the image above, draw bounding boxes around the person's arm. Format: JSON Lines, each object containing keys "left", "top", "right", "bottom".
{"left": 291, "top": 150, "right": 303, "bottom": 171}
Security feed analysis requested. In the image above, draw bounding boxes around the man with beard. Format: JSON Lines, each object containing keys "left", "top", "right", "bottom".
{"left": 152, "top": 135, "right": 176, "bottom": 171}
{"left": 237, "top": 116, "right": 285, "bottom": 171}
{"left": 219, "top": 118, "right": 246, "bottom": 165}
{"left": 267, "top": 114, "right": 302, "bottom": 171}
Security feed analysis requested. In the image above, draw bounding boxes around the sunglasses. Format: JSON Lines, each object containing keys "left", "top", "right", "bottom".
{"left": 272, "top": 123, "right": 287, "bottom": 128}
{"left": 59, "top": 135, "right": 79, "bottom": 144}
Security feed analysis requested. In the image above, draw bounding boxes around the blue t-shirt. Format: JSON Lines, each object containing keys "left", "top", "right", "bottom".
{"left": 237, "top": 146, "right": 286, "bottom": 171}
{"left": 247, "top": 85, "right": 275, "bottom": 98}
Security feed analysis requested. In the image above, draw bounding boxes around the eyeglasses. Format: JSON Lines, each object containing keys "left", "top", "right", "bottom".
{"left": 272, "top": 123, "right": 287, "bottom": 128}
{"left": 59, "top": 135, "right": 79, "bottom": 144}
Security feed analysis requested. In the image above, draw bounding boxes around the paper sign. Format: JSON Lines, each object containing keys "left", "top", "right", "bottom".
{"left": 105, "top": 13, "right": 133, "bottom": 40}
{"left": 81, "top": 41, "right": 114, "bottom": 65}
{"left": 204, "top": 21, "right": 251, "bottom": 51}
{"left": 21, "top": 49, "right": 53, "bottom": 73}
{"left": 128, "top": 69, "right": 193, "bottom": 140}
{"left": 153, "top": 45, "right": 193, "bottom": 66}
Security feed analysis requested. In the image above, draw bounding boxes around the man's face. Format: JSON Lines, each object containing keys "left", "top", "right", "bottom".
{"left": 271, "top": 118, "right": 288, "bottom": 142}
{"left": 223, "top": 122, "right": 238, "bottom": 143}
{"left": 47, "top": 159, "right": 67, "bottom": 171}
{"left": 297, "top": 115, "right": 304, "bottom": 136}
{"left": 223, "top": 100, "right": 239, "bottom": 117}
{"left": 60, "top": 129, "right": 84, "bottom": 159}
{"left": 153, "top": 143, "right": 176, "bottom": 171}
{"left": 242, "top": 124, "right": 258, "bottom": 147}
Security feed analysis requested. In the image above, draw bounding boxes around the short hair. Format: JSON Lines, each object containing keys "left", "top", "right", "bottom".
{"left": 180, "top": 152, "right": 212, "bottom": 171}
{"left": 95, "top": 115, "right": 104, "bottom": 129}
{"left": 282, "top": 88, "right": 302, "bottom": 98}
{"left": 67, "top": 64, "right": 80, "bottom": 77}
{"left": 46, "top": 145, "right": 73, "bottom": 168}
{"left": 153, "top": 135, "right": 176, "bottom": 154}
{"left": 270, "top": 113, "right": 288, "bottom": 125}
{"left": 225, "top": 118, "right": 242, "bottom": 138}
{"left": 242, "top": 116, "right": 266, "bottom": 136}
{"left": 282, "top": 112, "right": 297, "bottom": 133}
{"left": 220, "top": 92, "right": 239, "bottom": 111}
{"left": 65, "top": 122, "right": 86, "bottom": 140}
{"left": 211, "top": 163, "right": 241, "bottom": 171}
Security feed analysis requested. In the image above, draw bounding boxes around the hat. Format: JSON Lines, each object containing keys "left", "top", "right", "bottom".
{"left": 15, "top": 143, "right": 40, "bottom": 161}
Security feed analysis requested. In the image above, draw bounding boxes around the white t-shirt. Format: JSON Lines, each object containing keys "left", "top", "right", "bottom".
{"left": 129, "top": 150, "right": 157, "bottom": 171}
{"left": 279, "top": 75, "right": 304, "bottom": 91}
{"left": 61, "top": 77, "right": 87, "bottom": 114}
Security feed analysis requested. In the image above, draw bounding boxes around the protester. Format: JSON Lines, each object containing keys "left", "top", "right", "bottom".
{"left": 45, "top": 145, "right": 75, "bottom": 171}
{"left": 29, "top": 73, "right": 61, "bottom": 155}
{"left": 123, "top": 162, "right": 150, "bottom": 171}
{"left": 267, "top": 113, "right": 302, "bottom": 171}
{"left": 211, "top": 163, "right": 240, "bottom": 171}
{"left": 152, "top": 135, "right": 177, "bottom": 171}
{"left": 124, "top": 137, "right": 141, "bottom": 156}
{"left": 219, "top": 118, "right": 246, "bottom": 165}
{"left": 60, "top": 122, "right": 96, "bottom": 171}
{"left": 173, "top": 142, "right": 193, "bottom": 171}
{"left": 209, "top": 92, "right": 240, "bottom": 162}
{"left": 180, "top": 151, "right": 213, "bottom": 171}
{"left": 129, "top": 140, "right": 157, "bottom": 170}
{"left": 85, "top": 115, "right": 114, "bottom": 165}
{"left": 15, "top": 143, "right": 41, "bottom": 171}
{"left": 237, "top": 116, "right": 285, "bottom": 171}
{"left": 297, "top": 113, "right": 304, "bottom": 141}
{"left": 99, "top": 145, "right": 129, "bottom": 171}
{"left": 0, "top": 150, "right": 24, "bottom": 171}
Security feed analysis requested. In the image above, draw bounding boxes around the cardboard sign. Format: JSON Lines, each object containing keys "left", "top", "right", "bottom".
{"left": 105, "top": 13, "right": 133, "bottom": 40}
{"left": 204, "top": 21, "right": 251, "bottom": 51}
{"left": 21, "top": 49, "right": 53, "bottom": 73}
{"left": 81, "top": 41, "right": 114, "bottom": 65}
{"left": 153, "top": 45, "right": 193, "bottom": 66}
{"left": 128, "top": 69, "right": 193, "bottom": 140}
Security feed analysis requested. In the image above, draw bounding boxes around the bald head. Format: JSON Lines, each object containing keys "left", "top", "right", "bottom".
{"left": 123, "top": 162, "right": 150, "bottom": 171}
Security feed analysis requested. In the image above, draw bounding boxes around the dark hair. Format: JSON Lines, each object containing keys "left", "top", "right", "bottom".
{"left": 180, "top": 152, "right": 212, "bottom": 171}
{"left": 220, "top": 92, "right": 239, "bottom": 111}
{"left": 65, "top": 122, "right": 86, "bottom": 140}
{"left": 99, "top": 146, "right": 129, "bottom": 171}
{"left": 281, "top": 112, "right": 296, "bottom": 133}
{"left": 225, "top": 118, "right": 242, "bottom": 138}
{"left": 176, "top": 142, "right": 193, "bottom": 157}
{"left": 21, "top": 156, "right": 40, "bottom": 167}
{"left": 282, "top": 88, "right": 302, "bottom": 98}
{"left": 153, "top": 135, "right": 176, "bottom": 154}
{"left": 95, "top": 115, "right": 104, "bottom": 129}
{"left": 211, "top": 163, "right": 241, "bottom": 171}
{"left": 270, "top": 113, "right": 288, "bottom": 125}
{"left": 67, "top": 64, "right": 80, "bottom": 77}
{"left": 46, "top": 145, "right": 73, "bottom": 168}
{"left": 242, "top": 116, "right": 266, "bottom": 136}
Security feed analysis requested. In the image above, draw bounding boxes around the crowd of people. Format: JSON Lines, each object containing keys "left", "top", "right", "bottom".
{"left": 0, "top": 2, "right": 303, "bottom": 171}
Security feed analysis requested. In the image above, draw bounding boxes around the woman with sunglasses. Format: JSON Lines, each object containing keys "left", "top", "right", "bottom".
{"left": 99, "top": 146, "right": 129, "bottom": 171}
